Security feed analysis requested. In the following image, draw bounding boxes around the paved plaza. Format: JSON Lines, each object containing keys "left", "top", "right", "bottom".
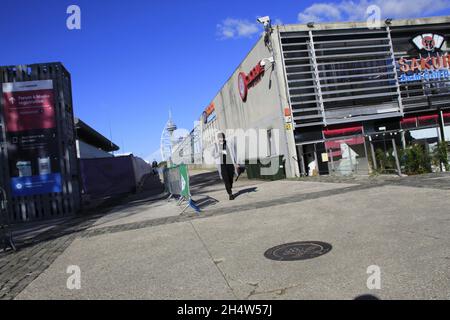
{"left": 1, "top": 172, "right": 449, "bottom": 299}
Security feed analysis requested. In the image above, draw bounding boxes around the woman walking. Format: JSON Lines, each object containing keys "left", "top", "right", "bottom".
{"left": 212, "top": 132, "right": 238, "bottom": 200}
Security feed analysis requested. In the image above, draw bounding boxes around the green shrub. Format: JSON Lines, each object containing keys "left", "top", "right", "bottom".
{"left": 402, "top": 144, "right": 432, "bottom": 175}
{"left": 375, "top": 148, "right": 386, "bottom": 173}
{"left": 432, "top": 141, "right": 449, "bottom": 171}
{"left": 374, "top": 147, "right": 397, "bottom": 173}
{"left": 386, "top": 147, "right": 397, "bottom": 170}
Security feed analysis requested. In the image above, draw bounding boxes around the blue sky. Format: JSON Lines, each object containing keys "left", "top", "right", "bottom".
{"left": 1, "top": 0, "right": 449, "bottom": 161}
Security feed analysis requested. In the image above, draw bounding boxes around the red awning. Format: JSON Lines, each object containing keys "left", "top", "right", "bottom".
{"left": 325, "top": 136, "right": 365, "bottom": 149}
{"left": 400, "top": 117, "right": 417, "bottom": 124}
{"left": 418, "top": 114, "right": 438, "bottom": 121}
{"left": 330, "top": 150, "right": 342, "bottom": 158}
{"left": 323, "top": 125, "right": 363, "bottom": 138}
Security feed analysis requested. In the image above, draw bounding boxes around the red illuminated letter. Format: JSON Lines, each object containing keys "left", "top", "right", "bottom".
{"left": 399, "top": 58, "right": 410, "bottom": 72}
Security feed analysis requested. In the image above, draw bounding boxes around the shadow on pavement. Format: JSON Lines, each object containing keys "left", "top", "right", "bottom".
{"left": 194, "top": 196, "right": 219, "bottom": 210}
{"left": 354, "top": 294, "right": 380, "bottom": 300}
{"left": 1, "top": 173, "right": 166, "bottom": 255}
{"left": 189, "top": 171, "right": 223, "bottom": 193}
{"left": 234, "top": 187, "right": 258, "bottom": 199}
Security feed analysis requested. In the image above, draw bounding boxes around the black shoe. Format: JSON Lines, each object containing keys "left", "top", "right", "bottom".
{"left": 229, "top": 194, "right": 235, "bottom": 200}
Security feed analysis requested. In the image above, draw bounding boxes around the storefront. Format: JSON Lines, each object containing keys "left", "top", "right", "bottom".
{"left": 182, "top": 16, "right": 450, "bottom": 178}
{"left": 279, "top": 16, "right": 450, "bottom": 176}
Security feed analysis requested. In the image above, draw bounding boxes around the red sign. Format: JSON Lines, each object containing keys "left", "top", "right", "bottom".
{"left": 202, "top": 102, "right": 215, "bottom": 124}
{"left": 284, "top": 107, "right": 291, "bottom": 116}
{"left": 238, "top": 61, "right": 265, "bottom": 101}
{"left": 399, "top": 53, "right": 450, "bottom": 72}
{"left": 412, "top": 33, "right": 445, "bottom": 52}
{"left": 204, "top": 102, "right": 215, "bottom": 117}
{"left": 2, "top": 80, "right": 55, "bottom": 132}
{"left": 422, "top": 36, "right": 435, "bottom": 51}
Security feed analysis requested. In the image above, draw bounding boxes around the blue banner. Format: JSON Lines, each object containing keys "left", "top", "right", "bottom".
{"left": 11, "top": 173, "right": 62, "bottom": 196}
{"left": 399, "top": 69, "right": 450, "bottom": 83}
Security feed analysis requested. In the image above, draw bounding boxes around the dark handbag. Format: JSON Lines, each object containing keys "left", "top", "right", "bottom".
{"left": 235, "top": 165, "right": 245, "bottom": 182}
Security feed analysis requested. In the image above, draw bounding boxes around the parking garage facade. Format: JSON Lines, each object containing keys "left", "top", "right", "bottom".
{"left": 174, "top": 16, "right": 450, "bottom": 178}
{"left": 279, "top": 16, "right": 450, "bottom": 176}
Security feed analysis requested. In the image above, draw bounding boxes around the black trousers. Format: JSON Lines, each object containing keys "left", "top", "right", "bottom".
{"left": 221, "top": 164, "right": 235, "bottom": 195}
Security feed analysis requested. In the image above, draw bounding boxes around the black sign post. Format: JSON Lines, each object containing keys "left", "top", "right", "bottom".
{"left": 0, "top": 187, "right": 16, "bottom": 252}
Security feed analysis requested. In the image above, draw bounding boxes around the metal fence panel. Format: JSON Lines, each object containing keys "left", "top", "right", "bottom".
{"left": 163, "top": 166, "right": 182, "bottom": 196}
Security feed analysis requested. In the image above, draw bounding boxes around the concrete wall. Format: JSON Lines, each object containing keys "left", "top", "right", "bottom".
{"left": 132, "top": 156, "right": 152, "bottom": 185}
{"left": 209, "top": 34, "right": 299, "bottom": 177}
{"left": 278, "top": 15, "right": 450, "bottom": 33}
{"left": 201, "top": 117, "right": 219, "bottom": 169}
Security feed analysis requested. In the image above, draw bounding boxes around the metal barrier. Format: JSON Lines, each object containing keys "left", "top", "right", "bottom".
{"left": 163, "top": 166, "right": 182, "bottom": 197}
{"left": 163, "top": 164, "right": 200, "bottom": 214}
{"left": 1, "top": 187, "right": 16, "bottom": 252}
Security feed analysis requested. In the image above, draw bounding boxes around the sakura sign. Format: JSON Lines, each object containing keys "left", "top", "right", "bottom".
{"left": 398, "top": 33, "right": 449, "bottom": 83}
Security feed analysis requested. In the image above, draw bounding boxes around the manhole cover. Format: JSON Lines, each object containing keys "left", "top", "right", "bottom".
{"left": 264, "top": 241, "right": 332, "bottom": 261}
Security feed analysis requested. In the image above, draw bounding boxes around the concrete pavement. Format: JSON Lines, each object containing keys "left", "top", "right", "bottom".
{"left": 13, "top": 172, "right": 450, "bottom": 299}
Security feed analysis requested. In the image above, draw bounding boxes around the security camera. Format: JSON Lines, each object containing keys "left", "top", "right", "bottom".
{"left": 257, "top": 16, "right": 271, "bottom": 27}
{"left": 260, "top": 57, "right": 275, "bottom": 67}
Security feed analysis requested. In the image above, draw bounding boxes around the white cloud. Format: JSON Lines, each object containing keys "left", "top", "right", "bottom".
{"left": 217, "top": 18, "right": 260, "bottom": 39}
{"left": 298, "top": 3, "right": 343, "bottom": 23}
{"left": 273, "top": 18, "right": 284, "bottom": 26}
{"left": 298, "top": 0, "right": 450, "bottom": 23}
{"left": 144, "top": 149, "right": 162, "bottom": 163}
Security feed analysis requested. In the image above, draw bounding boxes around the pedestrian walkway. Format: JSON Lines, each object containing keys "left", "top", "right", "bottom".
{"left": 2, "top": 172, "right": 450, "bottom": 299}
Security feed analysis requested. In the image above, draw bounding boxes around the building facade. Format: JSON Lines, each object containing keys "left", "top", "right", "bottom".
{"left": 177, "top": 16, "right": 450, "bottom": 178}
{"left": 75, "top": 117, "right": 119, "bottom": 159}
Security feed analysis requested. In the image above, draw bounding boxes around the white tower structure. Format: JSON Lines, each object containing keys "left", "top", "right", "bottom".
{"left": 160, "top": 110, "right": 177, "bottom": 163}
